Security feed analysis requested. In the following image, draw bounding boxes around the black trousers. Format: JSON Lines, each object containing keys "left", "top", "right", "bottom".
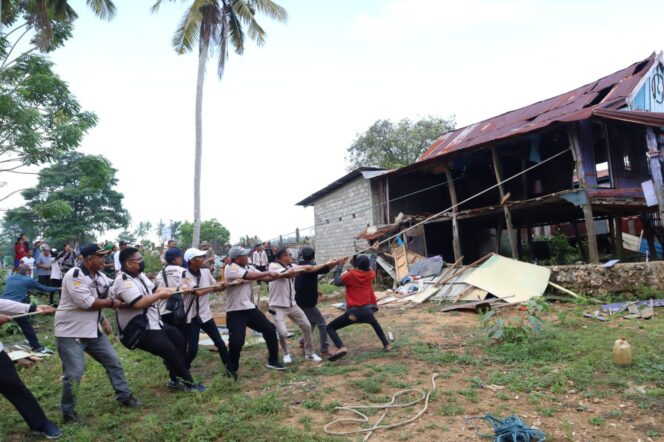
{"left": 183, "top": 318, "right": 229, "bottom": 371}
{"left": 326, "top": 312, "right": 389, "bottom": 349}
{"left": 136, "top": 324, "right": 193, "bottom": 384}
{"left": 49, "top": 279, "right": 61, "bottom": 305}
{"left": 14, "top": 316, "right": 41, "bottom": 350}
{"left": 226, "top": 308, "right": 279, "bottom": 373}
{"left": 0, "top": 351, "right": 48, "bottom": 431}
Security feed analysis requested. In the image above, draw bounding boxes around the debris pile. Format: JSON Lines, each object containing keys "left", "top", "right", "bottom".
{"left": 4, "top": 344, "right": 54, "bottom": 368}
{"left": 375, "top": 248, "right": 563, "bottom": 310}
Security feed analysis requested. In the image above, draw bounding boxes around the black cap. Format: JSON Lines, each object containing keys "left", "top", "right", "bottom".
{"left": 119, "top": 240, "right": 128, "bottom": 246}
{"left": 80, "top": 243, "right": 110, "bottom": 258}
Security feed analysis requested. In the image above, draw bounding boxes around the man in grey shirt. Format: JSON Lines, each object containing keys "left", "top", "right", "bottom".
{"left": 55, "top": 244, "right": 141, "bottom": 425}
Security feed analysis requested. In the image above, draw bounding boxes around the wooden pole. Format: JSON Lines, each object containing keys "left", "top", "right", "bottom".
{"left": 441, "top": 163, "right": 462, "bottom": 262}
{"left": 614, "top": 216, "right": 624, "bottom": 259}
{"left": 608, "top": 215, "right": 616, "bottom": 254}
{"left": 646, "top": 127, "right": 664, "bottom": 219}
{"left": 491, "top": 147, "right": 518, "bottom": 259}
{"left": 568, "top": 125, "right": 599, "bottom": 263}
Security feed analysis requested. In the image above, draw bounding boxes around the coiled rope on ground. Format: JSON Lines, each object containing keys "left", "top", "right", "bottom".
{"left": 323, "top": 373, "right": 438, "bottom": 441}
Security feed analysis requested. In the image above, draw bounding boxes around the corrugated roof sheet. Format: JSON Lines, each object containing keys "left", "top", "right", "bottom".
{"left": 419, "top": 53, "right": 659, "bottom": 161}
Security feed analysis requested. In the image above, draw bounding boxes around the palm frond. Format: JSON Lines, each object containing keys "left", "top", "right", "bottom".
{"left": 47, "top": 0, "right": 78, "bottom": 21}
{"left": 172, "top": 5, "right": 203, "bottom": 54}
{"left": 86, "top": 0, "right": 116, "bottom": 21}
{"left": 246, "top": 16, "right": 265, "bottom": 46}
{"left": 225, "top": 5, "right": 245, "bottom": 55}
{"left": 250, "top": 0, "right": 287, "bottom": 21}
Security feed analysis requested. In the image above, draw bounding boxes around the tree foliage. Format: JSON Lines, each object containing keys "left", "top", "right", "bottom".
{"left": 3, "top": 152, "right": 129, "bottom": 247}
{"left": 179, "top": 218, "right": 230, "bottom": 249}
{"left": 345, "top": 116, "right": 456, "bottom": 171}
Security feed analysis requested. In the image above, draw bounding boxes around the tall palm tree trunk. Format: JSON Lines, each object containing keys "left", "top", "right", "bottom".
{"left": 192, "top": 38, "right": 207, "bottom": 248}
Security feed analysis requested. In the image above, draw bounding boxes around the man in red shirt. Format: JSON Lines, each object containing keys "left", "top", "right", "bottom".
{"left": 326, "top": 250, "right": 391, "bottom": 361}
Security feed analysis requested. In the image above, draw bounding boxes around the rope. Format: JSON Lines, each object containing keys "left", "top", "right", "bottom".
{"left": 354, "top": 149, "right": 570, "bottom": 256}
{"left": 324, "top": 373, "right": 438, "bottom": 441}
{"left": 465, "top": 414, "right": 546, "bottom": 441}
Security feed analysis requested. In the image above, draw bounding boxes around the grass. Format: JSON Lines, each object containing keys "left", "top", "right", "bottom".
{"left": 2, "top": 296, "right": 664, "bottom": 441}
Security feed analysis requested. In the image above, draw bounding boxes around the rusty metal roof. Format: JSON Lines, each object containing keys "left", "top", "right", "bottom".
{"left": 593, "top": 108, "right": 664, "bottom": 127}
{"left": 419, "top": 53, "right": 659, "bottom": 161}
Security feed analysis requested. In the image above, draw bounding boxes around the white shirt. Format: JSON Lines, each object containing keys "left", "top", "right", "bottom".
{"left": 50, "top": 259, "right": 61, "bottom": 280}
{"left": 153, "top": 265, "right": 186, "bottom": 315}
{"left": 268, "top": 262, "right": 301, "bottom": 308}
{"left": 252, "top": 250, "right": 268, "bottom": 267}
{"left": 112, "top": 272, "right": 161, "bottom": 330}
{"left": 55, "top": 267, "right": 112, "bottom": 338}
{"left": 180, "top": 268, "right": 216, "bottom": 324}
{"left": 20, "top": 256, "right": 35, "bottom": 271}
{"left": 113, "top": 251, "right": 121, "bottom": 272}
{"left": 224, "top": 263, "right": 259, "bottom": 312}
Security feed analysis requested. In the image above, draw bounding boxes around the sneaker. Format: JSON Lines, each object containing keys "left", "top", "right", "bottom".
{"left": 328, "top": 348, "right": 347, "bottom": 362}
{"left": 32, "top": 346, "right": 46, "bottom": 353}
{"left": 166, "top": 380, "right": 186, "bottom": 391}
{"left": 305, "top": 353, "right": 322, "bottom": 362}
{"left": 62, "top": 411, "right": 80, "bottom": 425}
{"left": 282, "top": 353, "right": 292, "bottom": 364}
{"left": 266, "top": 361, "right": 287, "bottom": 371}
{"left": 321, "top": 350, "right": 332, "bottom": 357}
{"left": 383, "top": 345, "right": 392, "bottom": 352}
{"left": 185, "top": 383, "right": 208, "bottom": 393}
{"left": 119, "top": 395, "right": 141, "bottom": 408}
{"left": 39, "top": 421, "right": 63, "bottom": 439}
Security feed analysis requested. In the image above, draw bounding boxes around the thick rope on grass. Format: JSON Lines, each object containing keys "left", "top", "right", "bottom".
{"left": 323, "top": 373, "right": 438, "bottom": 441}
{"left": 465, "top": 414, "right": 546, "bottom": 441}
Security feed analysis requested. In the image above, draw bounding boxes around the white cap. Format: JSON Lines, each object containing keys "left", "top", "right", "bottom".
{"left": 184, "top": 248, "right": 206, "bottom": 262}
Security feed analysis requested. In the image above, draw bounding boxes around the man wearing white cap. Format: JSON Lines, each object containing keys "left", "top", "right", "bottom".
{"left": 181, "top": 248, "right": 232, "bottom": 377}
{"left": 224, "top": 246, "right": 283, "bottom": 376}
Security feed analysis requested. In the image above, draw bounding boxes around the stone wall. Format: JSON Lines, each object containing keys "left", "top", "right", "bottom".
{"left": 548, "top": 261, "right": 664, "bottom": 296}
{"left": 312, "top": 176, "right": 373, "bottom": 263}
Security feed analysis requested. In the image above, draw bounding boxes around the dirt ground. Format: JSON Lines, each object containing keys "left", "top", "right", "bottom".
{"left": 259, "top": 301, "right": 663, "bottom": 441}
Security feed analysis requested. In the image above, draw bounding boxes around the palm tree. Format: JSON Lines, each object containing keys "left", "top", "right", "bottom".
{"left": 0, "top": 0, "right": 116, "bottom": 49}
{"left": 153, "top": 0, "right": 287, "bottom": 248}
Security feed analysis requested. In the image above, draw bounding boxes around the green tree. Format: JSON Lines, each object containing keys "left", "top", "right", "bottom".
{"left": 117, "top": 229, "right": 136, "bottom": 245}
{"left": 345, "top": 116, "right": 456, "bottom": 170}
{"left": 179, "top": 218, "right": 230, "bottom": 249}
{"left": 4, "top": 152, "right": 129, "bottom": 247}
{"left": 153, "top": 0, "right": 287, "bottom": 247}
{"left": 133, "top": 220, "right": 153, "bottom": 240}
{"left": 0, "top": 0, "right": 116, "bottom": 49}
{"left": 155, "top": 219, "right": 166, "bottom": 239}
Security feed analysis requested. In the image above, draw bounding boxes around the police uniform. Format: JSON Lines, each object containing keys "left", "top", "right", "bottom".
{"left": 179, "top": 268, "right": 230, "bottom": 371}
{"left": 55, "top": 265, "right": 134, "bottom": 416}
{"left": 224, "top": 263, "right": 280, "bottom": 373}
{"left": 112, "top": 271, "right": 194, "bottom": 387}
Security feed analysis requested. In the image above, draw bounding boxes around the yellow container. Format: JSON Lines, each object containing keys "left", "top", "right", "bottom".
{"left": 613, "top": 337, "right": 632, "bottom": 367}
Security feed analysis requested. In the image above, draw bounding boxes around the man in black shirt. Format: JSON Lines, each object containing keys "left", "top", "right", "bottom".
{"left": 294, "top": 247, "right": 337, "bottom": 356}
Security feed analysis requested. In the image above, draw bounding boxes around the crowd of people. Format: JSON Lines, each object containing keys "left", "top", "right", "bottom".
{"left": 1, "top": 237, "right": 391, "bottom": 439}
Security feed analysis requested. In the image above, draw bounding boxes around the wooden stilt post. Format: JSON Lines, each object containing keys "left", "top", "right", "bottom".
{"left": 608, "top": 215, "right": 616, "bottom": 254}
{"left": 614, "top": 216, "right": 624, "bottom": 259}
{"left": 491, "top": 147, "right": 518, "bottom": 259}
{"left": 646, "top": 127, "right": 664, "bottom": 220}
{"left": 568, "top": 125, "right": 600, "bottom": 263}
{"left": 442, "top": 164, "right": 462, "bottom": 262}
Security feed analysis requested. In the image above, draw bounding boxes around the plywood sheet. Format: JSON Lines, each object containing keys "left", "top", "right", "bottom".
{"left": 462, "top": 254, "right": 550, "bottom": 303}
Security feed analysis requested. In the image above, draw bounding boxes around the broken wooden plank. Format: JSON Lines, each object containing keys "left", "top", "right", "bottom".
{"left": 548, "top": 281, "right": 580, "bottom": 298}
{"left": 441, "top": 299, "right": 504, "bottom": 313}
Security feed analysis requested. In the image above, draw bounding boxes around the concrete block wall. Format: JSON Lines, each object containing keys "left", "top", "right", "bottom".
{"left": 312, "top": 177, "right": 373, "bottom": 263}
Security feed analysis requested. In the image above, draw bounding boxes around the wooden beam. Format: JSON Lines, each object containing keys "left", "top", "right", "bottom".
{"left": 441, "top": 163, "right": 462, "bottom": 262}
{"left": 646, "top": 127, "right": 664, "bottom": 219}
{"left": 608, "top": 215, "right": 616, "bottom": 253}
{"left": 491, "top": 147, "right": 518, "bottom": 259}
{"left": 614, "top": 216, "right": 624, "bottom": 259}
{"left": 568, "top": 125, "right": 600, "bottom": 263}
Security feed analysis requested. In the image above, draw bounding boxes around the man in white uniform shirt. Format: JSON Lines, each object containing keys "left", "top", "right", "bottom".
{"left": 113, "top": 247, "right": 205, "bottom": 392}
{"left": 180, "top": 248, "right": 231, "bottom": 377}
{"left": 55, "top": 244, "right": 140, "bottom": 425}
{"left": 224, "top": 246, "right": 283, "bottom": 377}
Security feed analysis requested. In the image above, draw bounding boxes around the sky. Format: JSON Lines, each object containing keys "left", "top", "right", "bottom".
{"left": 4, "top": 0, "right": 663, "bottom": 245}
